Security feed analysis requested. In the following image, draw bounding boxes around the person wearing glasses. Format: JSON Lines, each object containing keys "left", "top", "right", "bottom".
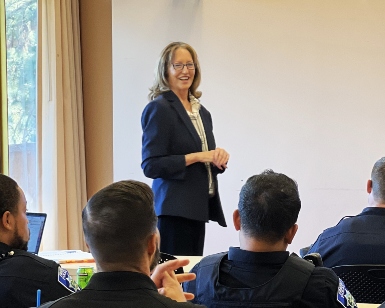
{"left": 141, "top": 42, "right": 229, "bottom": 256}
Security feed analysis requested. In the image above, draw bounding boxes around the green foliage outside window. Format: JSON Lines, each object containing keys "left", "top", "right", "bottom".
{"left": 5, "top": 0, "right": 37, "bottom": 145}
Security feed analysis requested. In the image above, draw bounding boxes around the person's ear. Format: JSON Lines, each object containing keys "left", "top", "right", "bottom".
{"left": 84, "top": 240, "right": 91, "bottom": 253}
{"left": 1, "top": 211, "right": 14, "bottom": 231}
{"left": 285, "top": 224, "right": 298, "bottom": 244}
{"left": 233, "top": 209, "right": 241, "bottom": 231}
{"left": 367, "top": 180, "right": 372, "bottom": 194}
{"left": 147, "top": 233, "right": 157, "bottom": 256}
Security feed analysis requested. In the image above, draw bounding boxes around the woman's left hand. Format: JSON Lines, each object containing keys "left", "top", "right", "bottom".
{"left": 212, "top": 148, "right": 229, "bottom": 170}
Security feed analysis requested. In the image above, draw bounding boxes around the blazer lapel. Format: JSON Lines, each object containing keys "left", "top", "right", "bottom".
{"left": 200, "top": 108, "right": 215, "bottom": 151}
{"left": 163, "top": 91, "right": 202, "bottom": 150}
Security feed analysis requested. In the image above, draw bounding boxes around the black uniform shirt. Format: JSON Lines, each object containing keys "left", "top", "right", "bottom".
{"left": 39, "top": 271, "right": 205, "bottom": 308}
{"left": 0, "top": 242, "right": 74, "bottom": 308}
{"left": 184, "top": 247, "right": 356, "bottom": 308}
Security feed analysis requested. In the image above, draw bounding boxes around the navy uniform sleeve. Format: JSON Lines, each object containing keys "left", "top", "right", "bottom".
{"left": 141, "top": 101, "right": 187, "bottom": 180}
{"left": 182, "top": 263, "right": 200, "bottom": 304}
{"left": 301, "top": 267, "right": 357, "bottom": 308}
{"left": 0, "top": 250, "right": 78, "bottom": 307}
{"left": 40, "top": 263, "right": 79, "bottom": 305}
{"left": 307, "top": 233, "right": 322, "bottom": 255}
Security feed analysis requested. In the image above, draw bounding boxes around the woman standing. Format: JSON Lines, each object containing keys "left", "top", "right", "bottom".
{"left": 141, "top": 42, "right": 229, "bottom": 256}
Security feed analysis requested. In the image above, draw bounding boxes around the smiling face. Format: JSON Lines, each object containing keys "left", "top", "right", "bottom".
{"left": 167, "top": 48, "right": 195, "bottom": 97}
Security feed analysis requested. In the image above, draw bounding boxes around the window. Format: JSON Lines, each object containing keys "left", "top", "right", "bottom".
{"left": 5, "top": 0, "right": 37, "bottom": 210}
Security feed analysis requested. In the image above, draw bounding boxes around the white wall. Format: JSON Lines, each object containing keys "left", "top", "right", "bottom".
{"left": 112, "top": 0, "right": 385, "bottom": 255}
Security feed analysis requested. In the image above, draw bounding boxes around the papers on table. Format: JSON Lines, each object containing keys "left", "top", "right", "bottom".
{"left": 39, "top": 250, "right": 94, "bottom": 264}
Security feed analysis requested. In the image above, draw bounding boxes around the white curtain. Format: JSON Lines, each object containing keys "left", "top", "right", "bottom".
{"left": 38, "top": 0, "right": 87, "bottom": 250}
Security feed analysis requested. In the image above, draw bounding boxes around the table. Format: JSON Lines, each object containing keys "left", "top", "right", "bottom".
{"left": 61, "top": 255, "right": 203, "bottom": 278}
{"left": 174, "top": 255, "right": 202, "bottom": 272}
{"left": 357, "top": 304, "right": 380, "bottom": 308}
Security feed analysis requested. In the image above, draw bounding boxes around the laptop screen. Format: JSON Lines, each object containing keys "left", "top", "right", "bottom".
{"left": 27, "top": 212, "right": 47, "bottom": 254}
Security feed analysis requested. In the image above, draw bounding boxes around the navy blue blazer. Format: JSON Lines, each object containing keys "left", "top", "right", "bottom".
{"left": 141, "top": 91, "right": 226, "bottom": 227}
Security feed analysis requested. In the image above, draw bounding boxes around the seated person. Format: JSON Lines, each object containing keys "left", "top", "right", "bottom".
{"left": 40, "top": 180, "right": 204, "bottom": 307}
{"left": 183, "top": 170, "right": 357, "bottom": 308}
{"left": 0, "top": 174, "right": 78, "bottom": 308}
{"left": 307, "top": 157, "right": 385, "bottom": 268}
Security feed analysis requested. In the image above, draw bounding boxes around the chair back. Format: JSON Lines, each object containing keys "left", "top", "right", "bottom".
{"left": 332, "top": 264, "right": 385, "bottom": 304}
{"left": 158, "top": 252, "right": 184, "bottom": 274}
{"left": 303, "top": 253, "right": 323, "bottom": 267}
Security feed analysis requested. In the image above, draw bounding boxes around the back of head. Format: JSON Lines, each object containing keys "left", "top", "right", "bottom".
{"left": 0, "top": 174, "right": 20, "bottom": 218}
{"left": 371, "top": 157, "right": 385, "bottom": 204}
{"left": 82, "top": 180, "right": 157, "bottom": 265}
{"left": 238, "top": 169, "right": 301, "bottom": 243}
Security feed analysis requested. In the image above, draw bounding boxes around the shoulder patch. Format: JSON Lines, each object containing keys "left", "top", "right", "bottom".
{"left": 337, "top": 278, "right": 357, "bottom": 308}
{"left": 58, "top": 267, "right": 81, "bottom": 293}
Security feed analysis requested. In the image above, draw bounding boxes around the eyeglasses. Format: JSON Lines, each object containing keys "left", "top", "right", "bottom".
{"left": 172, "top": 62, "right": 195, "bottom": 71}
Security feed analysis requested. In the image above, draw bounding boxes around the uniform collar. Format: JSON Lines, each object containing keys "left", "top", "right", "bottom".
{"left": 360, "top": 207, "right": 385, "bottom": 216}
{"left": 228, "top": 247, "right": 289, "bottom": 265}
{"left": 84, "top": 271, "right": 157, "bottom": 291}
{"left": 0, "top": 242, "right": 12, "bottom": 254}
{"left": 0, "top": 242, "right": 16, "bottom": 261}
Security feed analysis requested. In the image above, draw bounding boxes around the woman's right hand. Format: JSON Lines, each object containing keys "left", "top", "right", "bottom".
{"left": 185, "top": 148, "right": 229, "bottom": 170}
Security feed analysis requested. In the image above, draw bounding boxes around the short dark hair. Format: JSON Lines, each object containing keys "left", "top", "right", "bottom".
{"left": 82, "top": 180, "right": 157, "bottom": 264}
{"left": 371, "top": 157, "right": 385, "bottom": 203}
{"left": 0, "top": 174, "right": 20, "bottom": 218}
{"left": 238, "top": 170, "right": 301, "bottom": 243}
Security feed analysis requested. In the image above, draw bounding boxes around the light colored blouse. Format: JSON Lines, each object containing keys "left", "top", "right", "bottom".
{"left": 187, "top": 94, "right": 215, "bottom": 196}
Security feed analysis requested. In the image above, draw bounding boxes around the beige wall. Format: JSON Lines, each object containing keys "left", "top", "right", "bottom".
{"left": 79, "top": 0, "right": 113, "bottom": 198}
{"left": 112, "top": 0, "right": 385, "bottom": 255}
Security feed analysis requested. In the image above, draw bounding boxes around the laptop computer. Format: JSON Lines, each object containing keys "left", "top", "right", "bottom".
{"left": 27, "top": 212, "right": 47, "bottom": 254}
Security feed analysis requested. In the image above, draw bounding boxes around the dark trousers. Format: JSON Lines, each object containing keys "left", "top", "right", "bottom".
{"left": 157, "top": 215, "right": 205, "bottom": 256}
